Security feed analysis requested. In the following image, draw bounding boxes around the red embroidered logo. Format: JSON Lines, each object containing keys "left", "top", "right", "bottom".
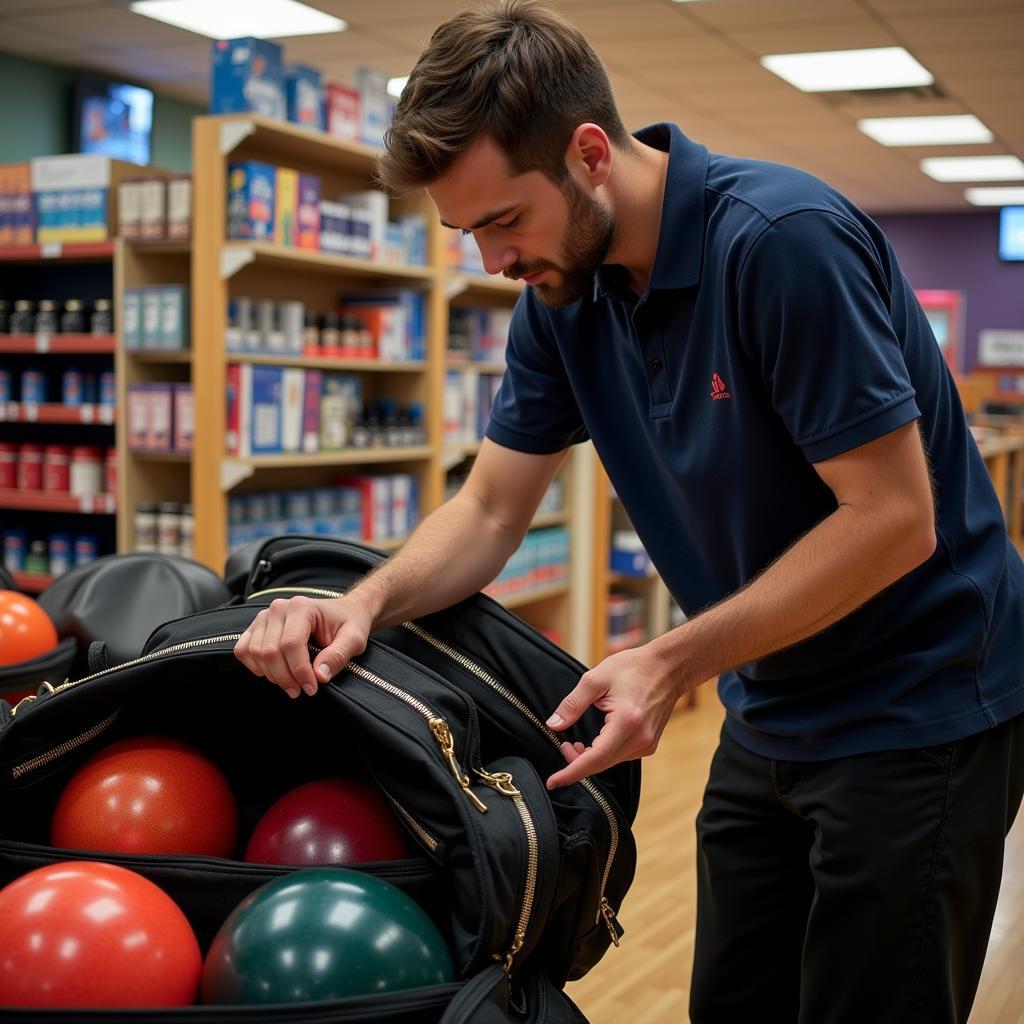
{"left": 710, "top": 373, "right": 731, "bottom": 400}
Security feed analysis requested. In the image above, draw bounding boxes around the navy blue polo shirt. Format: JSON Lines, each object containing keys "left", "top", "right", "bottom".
{"left": 486, "top": 122, "right": 1024, "bottom": 760}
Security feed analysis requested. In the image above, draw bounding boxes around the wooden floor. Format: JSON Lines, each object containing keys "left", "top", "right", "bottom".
{"left": 565, "top": 694, "right": 1024, "bottom": 1023}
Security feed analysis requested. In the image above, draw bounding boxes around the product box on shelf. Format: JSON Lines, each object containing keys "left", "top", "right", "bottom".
{"left": 354, "top": 66, "right": 390, "bottom": 148}
{"left": 166, "top": 175, "right": 192, "bottom": 240}
{"left": 139, "top": 178, "right": 166, "bottom": 240}
{"left": 286, "top": 65, "right": 324, "bottom": 130}
{"left": 227, "top": 161, "right": 275, "bottom": 241}
{"left": 31, "top": 154, "right": 137, "bottom": 243}
{"left": 297, "top": 174, "right": 320, "bottom": 250}
{"left": 338, "top": 189, "right": 388, "bottom": 260}
{"left": 250, "top": 365, "right": 283, "bottom": 454}
{"left": 610, "top": 530, "right": 652, "bottom": 577}
{"left": 122, "top": 289, "right": 142, "bottom": 349}
{"left": 160, "top": 286, "right": 190, "bottom": 350}
{"left": 325, "top": 83, "right": 359, "bottom": 143}
{"left": 210, "top": 37, "right": 286, "bottom": 120}
{"left": 172, "top": 383, "right": 194, "bottom": 451}
{"left": 274, "top": 167, "right": 298, "bottom": 247}
{"left": 0, "top": 163, "right": 33, "bottom": 246}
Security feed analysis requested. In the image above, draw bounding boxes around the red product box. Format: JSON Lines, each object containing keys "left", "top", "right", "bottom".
{"left": 325, "top": 84, "right": 360, "bottom": 143}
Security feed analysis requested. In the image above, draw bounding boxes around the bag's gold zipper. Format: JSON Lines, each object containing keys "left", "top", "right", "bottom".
{"left": 387, "top": 794, "right": 440, "bottom": 854}
{"left": 11, "top": 711, "right": 119, "bottom": 780}
{"left": 476, "top": 768, "right": 539, "bottom": 973}
{"left": 402, "top": 621, "right": 621, "bottom": 944}
{"left": 247, "top": 585, "right": 623, "bottom": 944}
{"left": 344, "top": 660, "right": 487, "bottom": 814}
{"left": 9, "top": 633, "right": 245, "bottom": 719}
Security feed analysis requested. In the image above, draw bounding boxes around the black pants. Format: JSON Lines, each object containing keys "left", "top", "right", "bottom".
{"left": 689, "top": 713, "right": 1024, "bottom": 1024}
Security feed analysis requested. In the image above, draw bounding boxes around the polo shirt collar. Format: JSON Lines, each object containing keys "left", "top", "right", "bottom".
{"left": 594, "top": 122, "right": 709, "bottom": 300}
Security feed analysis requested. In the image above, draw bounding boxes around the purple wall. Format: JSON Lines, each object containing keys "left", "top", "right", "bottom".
{"left": 871, "top": 211, "right": 1024, "bottom": 371}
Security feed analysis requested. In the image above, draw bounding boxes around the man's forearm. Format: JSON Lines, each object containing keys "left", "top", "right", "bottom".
{"left": 348, "top": 490, "right": 520, "bottom": 630}
{"left": 651, "top": 502, "right": 936, "bottom": 691}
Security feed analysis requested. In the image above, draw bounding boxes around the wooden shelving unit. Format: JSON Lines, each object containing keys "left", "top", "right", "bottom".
{"left": 0, "top": 402, "right": 115, "bottom": 425}
{"left": 191, "top": 113, "right": 446, "bottom": 576}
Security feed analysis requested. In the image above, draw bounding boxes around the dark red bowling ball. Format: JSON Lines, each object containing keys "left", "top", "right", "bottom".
{"left": 51, "top": 736, "right": 238, "bottom": 858}
{"left": 0, "top": 860, "right": 201, "bottom": 1007}
{"left": 244, "top": 778, "right": 414, "bottom": 865}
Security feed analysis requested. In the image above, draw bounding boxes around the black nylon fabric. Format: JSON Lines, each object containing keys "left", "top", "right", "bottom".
{"left": 0, "top": 581, "right": 607, "bottom": 1023}
{"left": 232, "top": 536, "right": 639, "bottom": 983}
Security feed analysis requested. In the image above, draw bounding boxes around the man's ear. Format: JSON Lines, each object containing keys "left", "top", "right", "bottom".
{"left": 565, "top": 123, "right": 612, "bottom": 189}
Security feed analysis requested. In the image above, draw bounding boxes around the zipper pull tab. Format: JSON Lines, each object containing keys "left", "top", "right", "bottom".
{"left": 10, "top": 680, "right": 60, "bottom": 719}
{"left": 476, "top": 768, "right": 522, "bottom": 798}
{"left": 252, "top": 558, "right": 272, "bottom": 589}
{"left": 494, "top": 927, "right": 526, "bottom": 974}
{"left": 429, "top": 718, "right": 488, "bottom": 813}
{"left": 599, "top": 897, "right": 622, "bottom": 947}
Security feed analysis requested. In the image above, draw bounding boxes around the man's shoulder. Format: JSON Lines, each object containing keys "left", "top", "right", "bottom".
{"left": 704, "top": 151, "right": 854, "bottom": 230}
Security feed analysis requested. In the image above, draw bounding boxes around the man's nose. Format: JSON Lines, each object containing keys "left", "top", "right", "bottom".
{"left": 475, "top": 235, "right": 517, "bottom": 277}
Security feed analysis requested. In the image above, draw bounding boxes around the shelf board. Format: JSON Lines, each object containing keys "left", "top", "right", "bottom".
{"left": 126, "top": 239, "right": 191, "bottom": 254}
{"left": 493, "top": 583, "right": 570, "bottom": 610}
{"left": 446, "top": 360, "right": 506, "bottom": 374}
{"left": 0, "top": 241, "right": 115, "bottom": 263}
{"left": 608, "top": 570, "right": 659, "bottom": 586}
{"left": 10, "top": 571, "right": 54, "bottom": 594}
{"left": 242, "top": 445, "right": 434, "bottom": 469}
{"left": 0, "top": 334, "right": 116, "bottom": 354}
{"left": 127, "top": 350, "right": 193, "bottom": 364}
{"left": 130, "top": 450, "right": 191, "bottom": 462}
{"left": 372, "top": 535, "right": 407, "bottom": 551}
{"left": 0, "top": 488, "right": 116, "bottom": 514}
{"left": 0, "top": 402, "right": 116, "bottom": 425}
{"left": 530, "top": 511, "right": 568, "bottom": 529}
{"left": 209, "top": 113, "right": 383, "bottom": 173}
{"left": 231, "top": 353, "right": 425, "bottom": 373}
{"left": 223, "top": 242, "right": 435, "bottom": 283}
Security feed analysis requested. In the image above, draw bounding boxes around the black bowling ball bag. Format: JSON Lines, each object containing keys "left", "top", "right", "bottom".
{"left": 0, "top": 540, "right": 640, "bottom": 1024}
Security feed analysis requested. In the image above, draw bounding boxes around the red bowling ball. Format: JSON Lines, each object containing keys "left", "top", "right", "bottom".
{"left": 51, "top": 736, "right": 238, "bottom": 858}
{"left": 0, "top": 589, "right": 58, "bottom": 666}
{"left": 0, "top": 860, "right": 201, "bottom": 1008}
{"left": 244, "top": 778, "right": 414, "bottom": 865}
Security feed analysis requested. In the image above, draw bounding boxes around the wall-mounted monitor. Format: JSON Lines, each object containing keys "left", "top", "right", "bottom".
{"left": 72, "top": 74, "right": 153, "bottom": 166}
{"left": 999, "top": 206, "right": 1024, "bottom": 262}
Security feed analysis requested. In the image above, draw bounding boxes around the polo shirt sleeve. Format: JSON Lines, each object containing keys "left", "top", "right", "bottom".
{"left": 738, "top": 209, "right": 921, "bottom": 463}
{"left": 485, "top": 290, "right": 589, "bottom": 454}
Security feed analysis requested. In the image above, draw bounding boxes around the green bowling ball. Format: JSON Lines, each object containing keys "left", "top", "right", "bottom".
{"left": 200, "top": 867, "right": 454, "bottom": 1005}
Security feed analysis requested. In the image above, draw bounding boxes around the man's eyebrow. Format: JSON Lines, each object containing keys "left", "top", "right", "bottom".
{"left": 440, "top": 203, "right": 518, "bottom": 231}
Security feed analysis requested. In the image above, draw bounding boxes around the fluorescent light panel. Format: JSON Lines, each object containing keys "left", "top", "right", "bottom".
{"left": 760, "top": 47, "right": 933, "bottom": 92}
{"left": 387, "top": 76, "right": 409, "bottom": 99}
{"left": 921, "top": 156, "right": 1024, "bottom": 182}
{"left": 965, "top": 188, "right": 1024, "bottom": 207}
{"left": 858, "top": 115, "right": 992, "bottom": 147}
{"left": 130, "top": 0, "right": 346, "bottom": 39}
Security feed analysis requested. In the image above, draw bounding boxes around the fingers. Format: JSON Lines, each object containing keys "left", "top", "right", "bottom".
{"left": 547, "top": 720, "right": 629, "bottom": 790}
{"left": 546, "top": 671, "right": 607, "bottom": 732}
{"left": 234, "top": 598, "right": 318, "bottom": 698}
{"left": 311, "top": 620, "right": 367, "bottom": 683}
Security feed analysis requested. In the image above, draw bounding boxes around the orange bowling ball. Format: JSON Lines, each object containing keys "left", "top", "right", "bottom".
{"left": 51, "top": 736, "right": 238, "bottom": 858}
{"left": 0, "top": 589, "right": 58, "bottom": 666}
{"left": 0, "top": 860, "right": 201, "bottom": 1008}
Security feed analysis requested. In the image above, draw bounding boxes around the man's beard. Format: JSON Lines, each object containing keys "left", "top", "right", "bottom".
{"left": 504, "top": 177, "right": 615, "bottom": 309}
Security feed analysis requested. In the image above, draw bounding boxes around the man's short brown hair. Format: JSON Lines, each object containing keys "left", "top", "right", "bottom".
{"left": 376, "top": 0, "right": 632, "bottom": 195}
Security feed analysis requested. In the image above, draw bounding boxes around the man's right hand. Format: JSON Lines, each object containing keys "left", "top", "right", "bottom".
{"left": 233, "top": 595, "right": 373, "bottom": 699}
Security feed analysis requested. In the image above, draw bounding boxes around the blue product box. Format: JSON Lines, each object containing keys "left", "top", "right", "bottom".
{"left": 227, "top": 161, "right": 276, "bottom": 241}
{"left": 610, "top": 546, "right": 652, "bottom": 577}
{"left": 210, "top": 37, "right": 286, "bottom": 120}
{"left": 286, "top": 65, "right": 324, "bottom": 130}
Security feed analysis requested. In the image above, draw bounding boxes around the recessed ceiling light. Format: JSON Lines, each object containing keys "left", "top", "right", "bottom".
{"left": 964, "top": 187, "right": 1024, "bottom": 206}
{"left": 130, "top": 0, "right": 346, "bottom": 40}
{"left": 858, "top": 115, "right": 993, "bottom": 147}
{"left": 760, "top": 47, "right": 933, "bottom": 92}
{"left": 921, "top": 156, "right": 1024, "bottom": 182}
{"left": 387, "top": 76, "right": 409, "bottom": 99}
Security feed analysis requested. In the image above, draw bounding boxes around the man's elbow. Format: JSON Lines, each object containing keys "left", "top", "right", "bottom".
{"left": 892, "top": 505, "right": 937, "bottom": 578}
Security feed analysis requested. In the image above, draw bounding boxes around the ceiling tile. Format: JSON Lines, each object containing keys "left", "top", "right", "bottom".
{"left": 681, "top": 0, "right": 869, "bottom": 30}
{"left": 727, "top": 18, "right": 899, "bottom": 57}
{"left": 560, "top": 2, "right": 700, "bottom": 39}
{"left": 884, "top": 9, "right": 1024, "bottom": 47}
{"left": 7, "top": 6, "right": 201, "bottom": 48}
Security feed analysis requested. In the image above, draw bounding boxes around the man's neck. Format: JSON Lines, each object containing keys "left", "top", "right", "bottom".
{"left": 604, "top": 141, "right": 670, "bottom": 296}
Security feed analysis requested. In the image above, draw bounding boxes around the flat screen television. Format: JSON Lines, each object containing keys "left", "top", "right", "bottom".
{"left": 72, "top": 74, "right": 154, "bottom": 166}
{"left": 998, "top": 206, "right": 1024, "bottom": 262}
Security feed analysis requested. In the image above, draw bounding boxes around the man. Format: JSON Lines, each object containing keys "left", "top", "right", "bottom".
{"left": 234, "top": 2, "right": 1024, "bottom": 1021}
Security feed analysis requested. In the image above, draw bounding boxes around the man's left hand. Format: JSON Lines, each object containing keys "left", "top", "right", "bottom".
{"left": 544, "top": 642, "right": 691, "bottom": 789}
